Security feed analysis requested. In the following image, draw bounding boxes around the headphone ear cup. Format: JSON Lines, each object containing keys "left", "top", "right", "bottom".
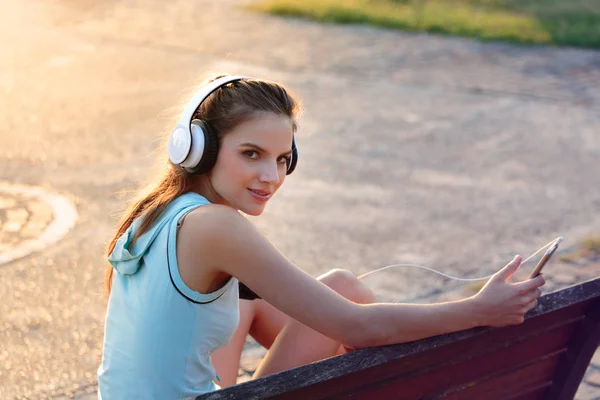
{"left": 184, "top": 119, "right": 219, "bottom": 174}
{"left": 286, "top": 137, "right": 298, "bottom": 175}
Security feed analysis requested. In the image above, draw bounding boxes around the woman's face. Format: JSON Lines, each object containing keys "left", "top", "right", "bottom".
{"left": 204, "top": 112, "right": 294, "bottom": 216}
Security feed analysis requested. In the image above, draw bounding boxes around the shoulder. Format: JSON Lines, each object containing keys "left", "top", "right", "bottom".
{"left": 178, "top": 204, "right": 276, "bottom": 271}
{"left": 180, "top": 204, "right": 256, "bottom": 245}
{"left": 175, "top": 205, "right": 251, "bottom": 292}
{"left": 185, "top": 204, "right": 247, "bottom": 228}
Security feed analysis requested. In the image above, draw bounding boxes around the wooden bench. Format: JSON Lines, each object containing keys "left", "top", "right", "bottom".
{"left": 198, "top": 277, "right": 600, "bottom": 400}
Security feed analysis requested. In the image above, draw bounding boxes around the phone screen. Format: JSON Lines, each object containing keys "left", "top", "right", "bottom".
{"left": 528, "top": 238, "right": 562, "bottom": 279}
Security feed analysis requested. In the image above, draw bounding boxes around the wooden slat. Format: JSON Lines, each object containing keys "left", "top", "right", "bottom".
{"left": 326, "top": 323, "right": 574, "bottom": 400}
{"left": 435, "top": 351, "right": 562, "bottom": 400}
{"left": 273, "top": 309, "right": 585, "bottom": 400}
{"left": 196, "top": 278, "right": 600, "bottom": 400}
{"left": 504, "top": 381, "right": 553, "bottom": 400}
{"left": 544, "top": 301, "right": 600, "bottom": 400}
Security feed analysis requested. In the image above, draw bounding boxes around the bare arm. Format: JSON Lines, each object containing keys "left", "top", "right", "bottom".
{"left": 184, "top": 206, "right": 544, "bottom": 349}
{"left": 186, "top": 206, "right": 361, "bottom": 345}
{"left": 353, "top": 299, "right": 479, "bottom": 348}
{"left": 353, "top": 255, "right": 545, "bottom": 347}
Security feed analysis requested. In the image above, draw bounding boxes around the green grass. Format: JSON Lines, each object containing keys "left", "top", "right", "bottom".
{"left": 557, "top": 235, "right": 600, "bottom": 263}
{"left": 248, "top": 0, "right": 600, "bottom": 49}
{"left": 581, "top": 235, "right": 600, "bottom": 253}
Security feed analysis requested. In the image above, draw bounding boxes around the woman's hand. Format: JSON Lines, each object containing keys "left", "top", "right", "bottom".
{"left": 472, "top": 255, "right": 545, "bottom": 327}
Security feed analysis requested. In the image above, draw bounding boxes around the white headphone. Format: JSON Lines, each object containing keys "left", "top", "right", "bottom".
{"left": 168, "top": 75, "right": 300, "bottom": 175}
{"left": 168, "top": 75, "right": 246, "bottom": 174}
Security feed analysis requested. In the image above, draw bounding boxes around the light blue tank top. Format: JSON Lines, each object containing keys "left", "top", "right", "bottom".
{"left": 98, "top": 193, "right": 240, "bottom": 399}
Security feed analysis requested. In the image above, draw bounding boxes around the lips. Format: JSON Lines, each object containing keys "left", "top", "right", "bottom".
{"left": 248, "top": 188, "right": 272, "bottom": 201}
{"left": 249, "top": 189, "right": 270, "bottom": 195}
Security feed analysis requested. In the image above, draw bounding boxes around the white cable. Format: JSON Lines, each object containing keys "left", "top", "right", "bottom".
{"left": 357, "top": 237, "right": 562, "bottom": 282}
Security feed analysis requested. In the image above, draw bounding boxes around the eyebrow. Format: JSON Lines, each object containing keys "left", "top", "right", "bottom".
{"left": 239, "top": 142, "right": 293, "bottom": 157}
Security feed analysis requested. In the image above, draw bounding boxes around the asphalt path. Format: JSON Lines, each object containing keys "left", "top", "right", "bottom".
{"left": 1, "top": 0, "right": 599, "bottom": 398}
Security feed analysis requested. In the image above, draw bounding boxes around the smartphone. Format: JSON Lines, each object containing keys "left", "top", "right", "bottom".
{"left": 529, "top": 237, "right": 563, "bottom": 279}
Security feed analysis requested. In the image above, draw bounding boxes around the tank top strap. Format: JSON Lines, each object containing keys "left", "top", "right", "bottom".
{"left": 165, "top": 202, "right": 237, "bottom": 304}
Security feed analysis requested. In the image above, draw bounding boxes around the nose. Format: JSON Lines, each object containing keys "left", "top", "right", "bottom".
{"left": 258, "top": 160, "right": 281, "bottom": 184}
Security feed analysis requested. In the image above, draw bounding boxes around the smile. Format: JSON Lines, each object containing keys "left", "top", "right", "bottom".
{"left": 248, "top": 188, "right": 272, "bottom": 202}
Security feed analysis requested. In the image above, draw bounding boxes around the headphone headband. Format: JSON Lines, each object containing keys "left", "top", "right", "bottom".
{"left": 177, "top": 75, "right": 247, "bottom": 129}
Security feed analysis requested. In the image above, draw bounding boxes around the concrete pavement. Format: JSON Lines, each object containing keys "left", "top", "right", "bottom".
{"left": 1, "top": 0, "right": 599, "bottom": 398}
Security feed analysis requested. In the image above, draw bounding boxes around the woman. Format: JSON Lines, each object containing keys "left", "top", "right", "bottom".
{"left": 98, "top": 75, "right": 545, "bottom": 399}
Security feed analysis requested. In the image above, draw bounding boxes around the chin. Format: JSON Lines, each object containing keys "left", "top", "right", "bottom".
{"left": 237, "top": 200, "right": 267, "bottom": 216}
{"left": 242, "top": 206, "right": 266, "bottom": 216}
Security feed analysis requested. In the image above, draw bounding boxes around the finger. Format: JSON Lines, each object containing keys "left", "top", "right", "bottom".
{"left": 521, "top": 288, "right": 542, "bottom": 305}
{"left": 528, "top": 288, "right": 542, "bottom": 302}
{"left": 514, "top": 274, "right": 546, "bottom": 292}
{"left": 494, "top": 255, "right": 522, "bottom": 282}
{"left": 524, "top": 297, "right": 539, "bottom": 313}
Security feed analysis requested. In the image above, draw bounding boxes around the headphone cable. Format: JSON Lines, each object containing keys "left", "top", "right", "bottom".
{"left": 357, "top": 237, "right": 562, "bottom": 282}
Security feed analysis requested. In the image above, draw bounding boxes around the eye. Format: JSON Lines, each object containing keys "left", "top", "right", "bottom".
{"left": 277, "top": 155, "right": 291, "bottom": 165}
{"left": 243, "top": 150, "right": 259, "bottom": 160}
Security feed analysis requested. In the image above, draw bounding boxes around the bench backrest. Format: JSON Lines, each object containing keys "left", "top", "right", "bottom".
{"left": 198, "top": 277, "right": 600, "bottom": 400}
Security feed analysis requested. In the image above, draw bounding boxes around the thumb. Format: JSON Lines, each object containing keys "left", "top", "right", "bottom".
{"left": 494, "top": 255, "right": 522, "bottom": 282}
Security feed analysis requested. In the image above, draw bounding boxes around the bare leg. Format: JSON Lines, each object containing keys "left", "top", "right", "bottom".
{"left": 212, "top": 269, "right": 375, "bottom": 385}
{"left": 249, "top": 299, "right": 291, "bottom": 349}
{"left": 211, "top": 299, "right": 290, "bottom": 387}
{"left": 253, "top": 269, "right": 376, "bottom": 378}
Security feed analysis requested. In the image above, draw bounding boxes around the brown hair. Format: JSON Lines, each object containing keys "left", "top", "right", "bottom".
{"left": 104, "top": 75, "right": 301, "bottom": 295}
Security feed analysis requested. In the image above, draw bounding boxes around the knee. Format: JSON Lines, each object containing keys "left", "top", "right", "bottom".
{"left": 318, "top": 269, "right": 376, "bottom": 305}
{"left": 318, "top": 269, "right": 355, "bottom": 288}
